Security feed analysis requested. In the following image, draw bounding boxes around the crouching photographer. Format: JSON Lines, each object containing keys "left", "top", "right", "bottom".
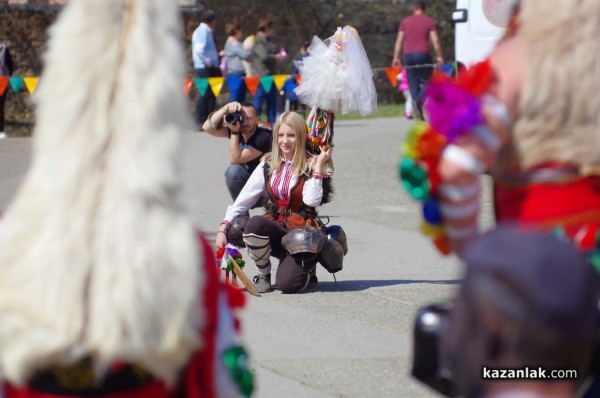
{"left": 202, "top": 101, "right": 272, "bottom": 202}
{"left": 412, "top": 226, "right": 599, "bottom": 398}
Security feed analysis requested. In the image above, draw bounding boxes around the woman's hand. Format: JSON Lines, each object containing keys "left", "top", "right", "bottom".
{"left": 316, "top": 145, "right": 332, "bottom": 167}
{"left": 215, "top": 230, "right": 228, "bottom": 249}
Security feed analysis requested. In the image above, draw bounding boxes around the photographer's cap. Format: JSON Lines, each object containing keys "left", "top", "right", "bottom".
{"left": 462, "top": 225, "right": 597, "bottom": 337}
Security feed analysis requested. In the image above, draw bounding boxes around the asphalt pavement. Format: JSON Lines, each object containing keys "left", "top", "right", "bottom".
{"left": 0, "top": 116, "right": 496, "bottom": 397}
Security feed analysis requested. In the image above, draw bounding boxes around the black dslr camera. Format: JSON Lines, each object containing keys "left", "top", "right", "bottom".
{"left": 225, "top": 111, "right": 243, "bottom": 124}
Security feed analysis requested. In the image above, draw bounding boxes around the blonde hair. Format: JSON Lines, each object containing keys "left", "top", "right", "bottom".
{"left": 512, "top": 0, "right": 600, "bottom": 169}
{"left": 267, "top": 112, "right": 310, "bottom": 176}
{"left": 0, "top": 0, "right": 200, "bottom": 386}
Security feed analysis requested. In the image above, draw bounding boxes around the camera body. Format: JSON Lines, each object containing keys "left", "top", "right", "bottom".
{"left": 225, "top": 111, "right": 243, "bottom": 124}
{"left": 411, "top": 304, "right": 457, "bottom": 397}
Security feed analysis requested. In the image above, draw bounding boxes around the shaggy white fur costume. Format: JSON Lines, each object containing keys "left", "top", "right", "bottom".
{"left": 0, "top": 0, "right": 201, "bottom": 386}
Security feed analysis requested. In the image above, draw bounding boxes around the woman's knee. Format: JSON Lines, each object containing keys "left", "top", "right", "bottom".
{"left": 276, "top": 256, "right": 311, "bottom": 294}
{"left": 244, "top": 215, "right": 268, "bottom": 236}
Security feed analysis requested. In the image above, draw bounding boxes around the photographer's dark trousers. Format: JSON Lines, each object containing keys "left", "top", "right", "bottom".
{"left": 194, "top": 66, "right": 221, "bottom": 125}
{"left": 225, "top": 164, "right": 252, "bottom": 201}
{"left": 225, "top": 164, "right": 268, "bottom": 207}
{"left": 243, "top": 216, "right": 316, "bottom": 294}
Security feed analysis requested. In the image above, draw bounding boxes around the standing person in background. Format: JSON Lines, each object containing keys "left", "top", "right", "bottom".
{"left": 285, "top": 39, "right": 310, "bottom": 113}
{"left": 192, "top": 9, "right": 220, "bottom": 126}
{"left": 392, "top": 1, "right": 443, "bottom": 120}
{"left": 241, "top": 34, "right": 260, "bottom": 77}
{"left": 0, "top": 43, "right": 14, "bottom": 137}
{"left": 224, "top": 19, "right": 254, "bottom": 103}
{"left": 253, "top": 17, "right": 286, "bottom": 125}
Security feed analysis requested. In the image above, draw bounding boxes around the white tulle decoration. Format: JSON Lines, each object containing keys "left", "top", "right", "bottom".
{"left": 294, "top": 26, "right": 377, "bottom": 116}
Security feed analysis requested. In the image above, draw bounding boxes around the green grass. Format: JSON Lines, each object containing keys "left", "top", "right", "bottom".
{"left": 257, "top": 103, "right": 407, "bottom": 122}
{"left": 335, "top": 103, "right": 406, "bottom": 120}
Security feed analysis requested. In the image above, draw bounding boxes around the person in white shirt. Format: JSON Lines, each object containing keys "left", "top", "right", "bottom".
{"left": 216, "top": 112, "right": 333, "bottom": 294}
{"left": 191, "top": 9, "right": 220, "bottom": 125}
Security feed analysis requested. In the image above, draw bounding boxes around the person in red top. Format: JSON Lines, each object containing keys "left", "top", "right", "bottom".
{"left": 392, "top": 1, "right": 443, "bottom": 120}
{"left": 0, "top": 0, "right": 252, "bottom": 397}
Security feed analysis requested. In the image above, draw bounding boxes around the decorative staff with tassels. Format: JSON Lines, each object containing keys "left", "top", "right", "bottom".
{"left": 294, "top": 25, "right": 378, "bottom": 156}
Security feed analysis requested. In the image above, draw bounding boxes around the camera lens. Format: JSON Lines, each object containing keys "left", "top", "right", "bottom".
{"left": 225, "top": 112, "right": 242, "bottom": 124}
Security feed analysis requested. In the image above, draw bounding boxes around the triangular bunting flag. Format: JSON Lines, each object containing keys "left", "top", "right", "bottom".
{"left": 208, "top": 77, "right": 224, "bottom": 97}
{"left": 225, "top": 75, "right": 244, "bottom": 97}
{"left": 385, "top": 67, "right": 401, "bottom": 87}
{"left": 282, "top": 76, "right": 297, "bottom": 94}
{"left": 23, "top": 77, "right": 39, "bottom": 94}
{"left": 9, "top": 76, "right": 24, "bottom": 93}
{"left": 244, "top": 76, "right": 260, "bottom": 96}
{"left": 183, "top": 78, "right": 193, "bottom": 96}
{"left": 194, "top": 78, "right": 208, "bottom": 96}
{"left": 273, "top": 74, "right": 290, "bottom": 91}
{"left": 0, "top": 77, "right": 8, "bottom": 95}
{"left": 294, "top": 74, "right": 301, "bottom": 84}
{"left": 439, "top": 63, "right": 454, "bottom": 78}
{"left": 259, "top": 76, "right": 274, "bottom": 93}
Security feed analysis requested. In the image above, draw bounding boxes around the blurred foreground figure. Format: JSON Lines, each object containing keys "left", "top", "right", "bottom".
{"left": 0, "top": 0, "right": 252, "bottom": 397}
{"left": 412, "top": 227, "right": 598, "bottom": 398}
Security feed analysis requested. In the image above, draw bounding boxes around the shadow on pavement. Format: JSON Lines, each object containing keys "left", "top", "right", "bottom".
{"left": 303, "top": 278, "right": 462, "bottom": 293}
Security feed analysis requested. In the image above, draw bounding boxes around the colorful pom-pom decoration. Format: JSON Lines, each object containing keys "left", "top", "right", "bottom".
{"left": 216, "top": 243, "right": 246, "bottom": 272}
{"left": 422, "top": 198, "right": 442, "bottom": 225}
{"left": 398, "top": 61, "right": 497, "bottom": 256}
{"left": 399, "top": 157, "right": 430, "bottom": 201}
{"left": 223, "top": 346, "right": 254, "bottom": 398}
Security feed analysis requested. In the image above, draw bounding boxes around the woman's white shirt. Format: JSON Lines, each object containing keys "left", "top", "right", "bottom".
{"left": 223, "top": 159, "right": 323, "bottom": 223}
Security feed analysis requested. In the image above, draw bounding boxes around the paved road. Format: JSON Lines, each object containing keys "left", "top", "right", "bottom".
{"left": 0, "top": 116, "right": 495, "bottom": 397}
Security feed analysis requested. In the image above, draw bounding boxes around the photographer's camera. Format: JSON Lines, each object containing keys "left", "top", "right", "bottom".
{"left": 225, "top": 111, "right": 243, "bottom": 124}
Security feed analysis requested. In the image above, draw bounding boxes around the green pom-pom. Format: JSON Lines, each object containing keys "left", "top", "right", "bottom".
{"left": 399, "top": 157, "right": 430, "bottom": 200}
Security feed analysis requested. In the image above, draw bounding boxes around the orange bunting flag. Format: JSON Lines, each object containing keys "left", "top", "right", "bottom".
{"left": 273, "top": 74, "right": 290, "bottom": 91}
{"left": 294, "top": 74, "right": 301, "bottom": 84}
{"left": 244, "top": 76, "right": 260, "bottom": 96}
{"left": 385, "top": 67, "right": 401, "bottom": 87}
{"left": 0, "top": 77, "right": 7, "bottom": 95}
{"left": 182, "top": 78, "right": 193, "bottom": 96}
{"left": 208, "top": 77, "right": 224, "bottom": 97}
{"left": 23, "top": 77, "right": 39, "bottom": 94}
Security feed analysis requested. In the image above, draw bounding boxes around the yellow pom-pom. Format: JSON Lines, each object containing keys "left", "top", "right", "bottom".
{"left": 420, "top": 221, "right": 444, "bottom": 237}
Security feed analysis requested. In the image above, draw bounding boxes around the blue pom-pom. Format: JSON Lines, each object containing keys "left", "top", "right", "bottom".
{"left": 422, "top": 198, "right": 442, "bottom": 225}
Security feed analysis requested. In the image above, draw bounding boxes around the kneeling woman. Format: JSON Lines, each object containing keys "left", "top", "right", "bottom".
{"left": 216, "top": 112, "right": 332, "bottom": 293}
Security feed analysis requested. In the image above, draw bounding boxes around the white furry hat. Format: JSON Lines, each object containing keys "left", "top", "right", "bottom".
{"left": 0, "top": 0, "right": 202, "bottom": 386}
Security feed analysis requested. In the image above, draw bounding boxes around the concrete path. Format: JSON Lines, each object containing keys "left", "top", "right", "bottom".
{"left": 0, "top": 116, "right": 495, "bottom": 397}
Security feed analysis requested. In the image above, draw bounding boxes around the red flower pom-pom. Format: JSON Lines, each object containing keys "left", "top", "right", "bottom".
{"left": 457, "top": 59, "right": 495, "bottom": 96}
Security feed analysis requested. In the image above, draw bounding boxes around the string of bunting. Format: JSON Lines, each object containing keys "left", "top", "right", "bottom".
{"left": 0, "top": 63, "right": 457, "bottom": 97}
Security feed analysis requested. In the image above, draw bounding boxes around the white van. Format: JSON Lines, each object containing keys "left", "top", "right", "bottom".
{"left": 452, "top": 0, "right": 519, "bottom": 68}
